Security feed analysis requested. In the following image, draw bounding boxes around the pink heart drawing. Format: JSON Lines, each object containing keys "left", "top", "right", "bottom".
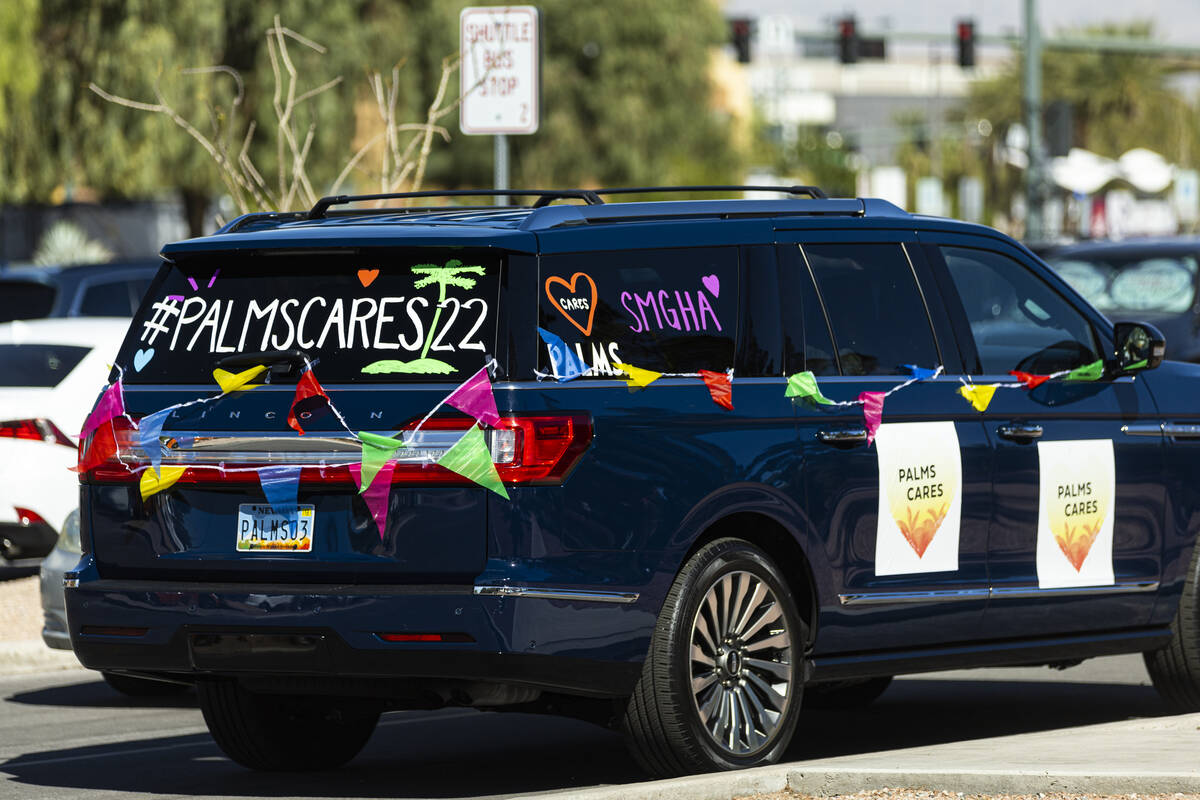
{"left": 702, "top": 274, "right": 720, "bottom": 297}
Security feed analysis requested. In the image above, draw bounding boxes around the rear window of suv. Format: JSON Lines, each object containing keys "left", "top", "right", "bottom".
{"left": 0, "top": 343, "right": 90, "bottom": 387}
{"left": 116, "top": 249, "right": 502, "bottom": 384}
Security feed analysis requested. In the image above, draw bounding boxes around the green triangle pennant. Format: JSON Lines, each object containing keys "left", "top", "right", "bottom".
{"left": 437, "top": 425, "right": 509, "bottom": 500}
{"left": 357, "top": 431, "right": 405, "bottom": 494}
{"left": 1065, "top": 359, "right": 1105, "bottom": 382}
{"left": 784, "top": 371, "right": 835, "bottom": 405}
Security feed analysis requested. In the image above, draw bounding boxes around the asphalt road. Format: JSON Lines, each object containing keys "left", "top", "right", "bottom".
{"left": 0, "top": 655, "right": 1174, "bottom": 800}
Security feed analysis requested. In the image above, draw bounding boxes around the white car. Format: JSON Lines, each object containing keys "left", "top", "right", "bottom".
{"left": 0, "top": 317, "right": 129, "bottom": 566}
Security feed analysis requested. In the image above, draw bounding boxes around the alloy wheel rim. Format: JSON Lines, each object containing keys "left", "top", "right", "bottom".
{"left": 689, "top": 569, "right": 793, "bottom": 756}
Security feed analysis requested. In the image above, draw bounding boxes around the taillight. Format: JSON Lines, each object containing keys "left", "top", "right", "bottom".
{"left": 0, "top": 418, "right": 74, "bottom": 447}
{"left": 13, "top": 506, "right": 46, "bottom": 526}
{"left": 78, "top": 413, "right": 593, "bottom": 489}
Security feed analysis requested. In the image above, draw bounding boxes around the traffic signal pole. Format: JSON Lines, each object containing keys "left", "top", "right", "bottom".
{"left": 1023, "top": 0, "right": 1045, "bottom": 241}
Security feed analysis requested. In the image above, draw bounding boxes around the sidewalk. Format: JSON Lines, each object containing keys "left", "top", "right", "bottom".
{"left": 0, "top": 575, "right": 81, "bottom": 674}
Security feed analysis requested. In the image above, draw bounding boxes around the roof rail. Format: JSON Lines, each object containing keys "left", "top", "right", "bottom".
{"left": 307, "top": 189, "right": 604, "bottom": 219}
{"left": 593, "top": 185, "right": 827, "bottom": 200}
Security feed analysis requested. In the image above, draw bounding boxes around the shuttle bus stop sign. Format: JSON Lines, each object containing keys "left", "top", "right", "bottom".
{"left": 460, "top": 6, "right": 540, "bottom": 136}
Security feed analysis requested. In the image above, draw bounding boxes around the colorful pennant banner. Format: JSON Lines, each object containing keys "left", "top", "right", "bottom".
{"left": 785, "top": 371, "right": 836, "bottom": 405}
{"left": 139, "top": 464, "right": 186, "bottom": 500}
{"left": 613, "top": 362, "right": 663, "bottom": 389}
{"left": 698, "top": 369, "right": 734, "bottom": 410}
{"left": 437, "top": 425, "right": 509, "bottom": 499}
{"left": 444, "top": 365, "right": 501, "bottom": 427}
{"left": 958, "top": 383, "right": 998, "bottom": 412}
{"left": 258, "top": 465, "right": 302, "bottom": 522}
{"left": 80, "top": 380, "right": 124, "bottom": 439}
{"left": 213, "top": 364, "right": 267, "bottom": 394}
{"left": 357, "top": 431, "right": 405, "bottom": 494}
{"left": 136, "top": 407, "right": 172, "bottom": 476}
{"left": 859, "top": 391, "right": 885, "bottom": 443}
{"left": 537, "top": 327, "right": 589, "bottom": 382}
{"left": 349, "top": 462, "right": 395, "bottom": 539}
{"left": 287, "top": 369, "right": 330, "bottom": 435}
{"left": 1066, "top": 359, "right": 1105, "bottom": 381}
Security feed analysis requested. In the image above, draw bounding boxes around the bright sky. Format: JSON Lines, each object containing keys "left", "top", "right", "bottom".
{"left": 722, "top": 0, "right": 1200, "bottom": 45}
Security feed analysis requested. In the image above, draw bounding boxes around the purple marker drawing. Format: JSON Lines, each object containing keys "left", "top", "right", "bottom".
{"left": 186, "top": 277, "right": 199, "bottom": 291}
{"left": 702, "top": 274, "right": 720, "bottom": 297}
{"left": 167, "top": 294, "right": 185, "bottom": 302}
{"left": 207, "top": 269, "right": 220, "bottom": 288}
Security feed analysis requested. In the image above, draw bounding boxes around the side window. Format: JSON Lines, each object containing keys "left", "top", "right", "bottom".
{"left": 802, "top": 243, "right": 940, "bottom": 376}
{"left": 538, "top": 247, "right": 737, "bottom": 377}
{"left": 941, "top": 246, "right": 1099, "bottom": 374}
{"left": 780, "top": 247, "right": 837, "bottom": 376}
{"left": 79, "top": 280, "right": 134, "bottom": 317}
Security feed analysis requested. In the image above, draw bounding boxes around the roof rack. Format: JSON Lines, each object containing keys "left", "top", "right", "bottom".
{"left": 305, "top": 185, "right": 828, "bottom": 220}
{"left": 592, "top": 185, "right": 827, "bottom": 200}
{"left": 307, "top": 189, "right": 603, "bottom": 219}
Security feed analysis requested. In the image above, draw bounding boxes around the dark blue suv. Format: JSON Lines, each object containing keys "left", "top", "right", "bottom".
{"left": 67, "top": 187, "right": 1200, "bottom": 776}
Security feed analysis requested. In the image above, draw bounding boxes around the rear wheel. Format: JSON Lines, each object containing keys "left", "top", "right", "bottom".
{"left": 101, "top": 671, "right": 191, "bottom": 697}
{"left": 197, "top": 681, "right": 381, "bottom": 771}
{"left": 622, "top": 538, "right": 805, "bottom": 777}
{"left": 803, "top": 676, "right": 892, "bottom": 709}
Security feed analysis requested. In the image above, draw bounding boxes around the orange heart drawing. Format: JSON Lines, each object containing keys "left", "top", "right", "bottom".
{"left": 544, "top": 272, "right": 597, "bottom": 337}
{"left": 1054, "top": 520, "right": 1102, "bottom": 571}
{"left": 357, "top": 269, "right": 380, "bottom": 288}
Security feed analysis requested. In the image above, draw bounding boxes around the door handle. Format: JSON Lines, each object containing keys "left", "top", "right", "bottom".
{"left": 817, "top": 427, "right": 869, "bottom": 445}
{"left": 997, "top": 423, "right": 1043, "bottom": 442}
{"left": 1163, "top": 423, "right": 1200, "bottom": 439}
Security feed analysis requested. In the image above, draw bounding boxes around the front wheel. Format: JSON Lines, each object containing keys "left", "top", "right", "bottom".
{"left": 197, "top": 681, "right": 381, "bottom": 771}
{"left": 622, "top": 538, "right": 805, "bottom": 777}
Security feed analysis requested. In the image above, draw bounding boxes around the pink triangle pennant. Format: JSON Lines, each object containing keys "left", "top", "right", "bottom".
{"left": 80, "top": 380, "right": 125, "bottom": 439}
{"left": 859, "top": 391, "right": 885, "bottom": 445}
{"left": 444, "top": 366, "right": 500, "bottom": 427}
{"left": 348, "top": 462, "right": 395, "bottom": 540}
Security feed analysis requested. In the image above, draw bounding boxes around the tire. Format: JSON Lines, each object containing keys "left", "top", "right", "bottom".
{"left": 803, "top": 676, "right": 892, "bottom": 709}
{"left": 197, "top": 680, "right": 381, "bottom": 771}
{"left": 622, "top": 538, "right": 806, "bottom": 777}
{"left": 1145, "top": 540, "right": 1200, "bottom": 711}
{"left": 101, "top": 671, "right": 191, "bottom": 697}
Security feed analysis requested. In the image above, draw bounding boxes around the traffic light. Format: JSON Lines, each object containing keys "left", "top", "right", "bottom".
{"left": 957, "top": 20, "right": 976, "bottom": 68}
{"left": 730, "top": 18, "right": 752, "bottom": 64}
{"left": 838, "top": 17, "right": 858, "bottom": 64}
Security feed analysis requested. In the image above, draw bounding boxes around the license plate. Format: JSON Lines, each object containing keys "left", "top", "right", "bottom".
{"left": 236, "top": 504, "right": 315, "bottom": 552}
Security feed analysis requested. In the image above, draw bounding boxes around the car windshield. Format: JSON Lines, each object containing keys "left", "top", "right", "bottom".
{"left": 0, "top": 280, "right": 57, "bottom": 323}
{"left": 1049, "top": 252, "right": 1199, "bottom": 314}
{"left": 0, "top": 343, "right": 90, "bottom": 387}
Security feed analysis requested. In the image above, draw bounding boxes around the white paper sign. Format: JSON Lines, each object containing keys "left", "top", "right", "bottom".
{"left": 460, "top": 6, "right": 540, "bottom": 135}
{"left": 874, "top": 421, "right": 963, "bottom": 576}
{"left": 1036, "top": 439, "right": 1115, "bottom": 589}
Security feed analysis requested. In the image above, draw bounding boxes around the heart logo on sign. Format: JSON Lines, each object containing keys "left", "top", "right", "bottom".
{"left": 1054, "top": 520, "right": 1103, "bottom": 571}
{"left": 544, "top": 272, "right": 597, "bottom": 337}
{"left": 357, "top": 269, "right": 380, "bottom": 288}
{"left": 702, "top": 274, "right": 720, "bottom": 297}
{"left": 896, "top": 503, "right": 950, "bottom": 558}
{"left": 133, "top": 348, "right": 155, "bottom": 372}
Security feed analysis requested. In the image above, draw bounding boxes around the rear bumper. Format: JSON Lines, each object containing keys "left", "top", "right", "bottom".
{"left": 66, "top": 573, "right": 651, "bottom": 698}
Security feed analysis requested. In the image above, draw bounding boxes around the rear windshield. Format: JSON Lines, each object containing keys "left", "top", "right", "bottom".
{"left": 0, "top": 343, "right": 90, "bottom": 387}
{"left": 1050, "top": 253, "right": 1199, "bottom": 314}
{"left": 0, "top": 280, "right": 57, "bottom": 323}
{"left": 116, "top": 249, "right": 502, "bottom": 384}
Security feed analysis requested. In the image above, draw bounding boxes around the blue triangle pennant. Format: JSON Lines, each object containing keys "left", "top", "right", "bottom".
{"left": 537, "top": 327, "right": 589, "bottom": 382}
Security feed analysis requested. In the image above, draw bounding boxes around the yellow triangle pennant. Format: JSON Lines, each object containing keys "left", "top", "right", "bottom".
{"left": 139, "top": 465, "right": 187, "bottom": 501}
{"left": 958, "top": 383, "right": 998, "bottom": 412}
{"left": 213, "top": 364, "right": 267, "bottom": 394}
{"left": 613, "top": 362, "right": 663, "bottom": 389}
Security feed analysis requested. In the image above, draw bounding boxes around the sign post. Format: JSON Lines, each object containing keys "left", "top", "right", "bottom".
{"left": 460, "top": 6, "right": 540, "bottom": 194}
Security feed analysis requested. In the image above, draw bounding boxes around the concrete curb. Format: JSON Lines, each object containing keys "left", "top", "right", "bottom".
{"left": 786, "top": 768, "right": 1200, "bottom": 796}
{"left": 523, "top": 765, "right": 1200, "bottom": 800}
{"left": 0, "top": 639, "right": 84, "bottom": 676}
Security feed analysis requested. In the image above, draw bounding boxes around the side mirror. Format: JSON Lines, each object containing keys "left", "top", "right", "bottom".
{"left": 1112, "top": 321, "right": 1166, "bottom": 373}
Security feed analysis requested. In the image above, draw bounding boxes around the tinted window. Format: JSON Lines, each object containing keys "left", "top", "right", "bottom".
{"left": 942, "top": 246, "right": 1099, "bottom": 374}
{"left": 538, "top": 248, "right": 737, "bottom": 377}
{"left": 0, "top": 344, "right": 90, "bottom": 387}
{"left": 802, "top": 243, "right": 939, "bottom": 376}
{"left": 0, "top": 281, "right": 57, "bottom": 323}
{"left": 79, "top": 280, "right": 134, "bottom": 317}
{"left": 116, "top": 250, "right": 502, "bottom": 384}
{"left": 780, "top": 248, "right": 837, "bottom": 376}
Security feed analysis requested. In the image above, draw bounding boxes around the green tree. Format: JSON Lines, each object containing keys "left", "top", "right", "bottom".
{"left": 964, "top": 22, "right": 1200, "bottom": 222}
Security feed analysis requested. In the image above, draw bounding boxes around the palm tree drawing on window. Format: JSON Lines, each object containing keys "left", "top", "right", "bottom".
{"left": 363, "top": 260, "right": 487, "bottom": 374}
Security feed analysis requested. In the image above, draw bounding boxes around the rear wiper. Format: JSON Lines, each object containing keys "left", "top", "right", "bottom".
{"left": 215, "top": 350, "right": 312, "bottom": 381}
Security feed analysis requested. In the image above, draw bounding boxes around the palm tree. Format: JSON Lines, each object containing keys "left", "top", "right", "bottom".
{"left": 411, "top": 260, "right": 487, "bottom": 359}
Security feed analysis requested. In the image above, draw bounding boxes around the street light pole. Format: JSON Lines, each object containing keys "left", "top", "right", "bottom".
{"left": 1023, "top": 0, "right": 1044, "bottom": 240}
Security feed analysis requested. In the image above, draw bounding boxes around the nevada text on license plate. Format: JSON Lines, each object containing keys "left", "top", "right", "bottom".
{"left": 236, "top": 504, "right": 315, "bottom": 552}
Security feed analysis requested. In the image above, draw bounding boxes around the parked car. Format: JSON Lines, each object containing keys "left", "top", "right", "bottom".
{"left": 67, "top": 187, "right": 1198, "bottom": 777}
{"left": 40, "top": 507, "right": 190, "bottom": 695}
{"left": 0, "top": 317, "right": 129, "bottom": 566}
{"left": 0, "top": 260, "right": 161, "bottom": 324}
{"left": 1046, "top": 238, "right": 1200, "bottom": 363}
